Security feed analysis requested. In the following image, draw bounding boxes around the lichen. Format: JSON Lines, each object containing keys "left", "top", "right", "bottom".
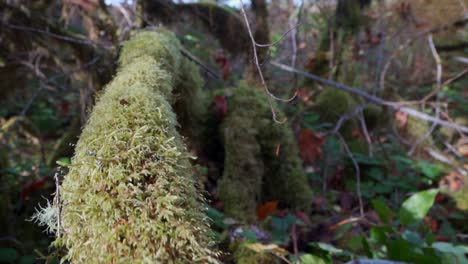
{"left": 219, "top": 83, "right": 312, "bottom": 221}
{"left": 50, "top": 30, "right": 219, "bottom": 263}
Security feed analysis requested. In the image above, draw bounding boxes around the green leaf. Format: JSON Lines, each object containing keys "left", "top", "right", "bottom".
{"left": 310, "top": 242, "right": 353, "bottom": 257}
{"left": 417, "top": 160, "right": 442, "bottom": 179}
{"left": 399, "top": 189, "right": 439, "bottom": 226}
{"left": 401, "top": 230, "right": 424, "bottom": 245}
{"left": 370, "top": 226, "right": 393, "bottom": 244}
{"left": 18, "top": 255, "right": 36, "bottom": 264}
{"left": 371, "top": 199, "right": 395, "bottom": 223}
{"left": 432, "top": 242, "right": 468, "bottom": 264}
{"left": 0, "top": 248, "right": 18, "bottom": 263}
{"left": 298, "top": 254, "right": 329, "bottom": 264}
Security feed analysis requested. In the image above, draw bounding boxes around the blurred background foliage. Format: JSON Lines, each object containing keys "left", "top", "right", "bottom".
{"left": 0, "top": 0, "right": 467, "bottom": 263}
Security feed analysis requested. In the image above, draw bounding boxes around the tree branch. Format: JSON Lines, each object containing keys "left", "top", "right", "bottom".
{"left": 270, "top": 61, "right": 468, "bottom": 133}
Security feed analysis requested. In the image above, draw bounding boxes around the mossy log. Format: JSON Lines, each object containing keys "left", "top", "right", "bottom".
{"left": 52, "top": 30, "right": 219, "bottom": 263}
{"left": 219, "top": 83, "right": 312, "bottom": 221}
{"left": 140, "top": 0, "right": 249, "bottom": 55}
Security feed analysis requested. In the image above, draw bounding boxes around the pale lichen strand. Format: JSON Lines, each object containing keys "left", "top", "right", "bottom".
{"left": 219, "top": 83, "right": 313, "bottom": 221}
{"left": 56, "top": 31, "right": 219, "bottom": 263}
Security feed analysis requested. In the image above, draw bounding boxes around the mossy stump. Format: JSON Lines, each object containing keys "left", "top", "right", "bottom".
{"left": 52, "top": 30, "right": 219, "bottom": 263}
{"left": 219, "top": 83, "right": 313, "bottom": 221}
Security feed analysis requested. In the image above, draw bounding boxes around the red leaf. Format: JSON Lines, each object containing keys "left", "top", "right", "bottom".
{"left": 439, "top": 171, "right": 464, "bottom": 191}
{"left": 20, "top": 177, "right": 48, "bottom": 200}
{"left": 298, "top": 129, "right": 324, "bottom": 164}
{"left": 295, "top": 211, "right": 311, "bottom": 225}
{"left": 395, "top": 111, "right": 408, "bottom": 128}
{"left": 257, "top": 201, "right": 278, "bottom": 220}
{"left": 215, "top": 52, "right": 231, "bottom": 80}
{"left": 213, "top": 95, "right": 228, "bottom": 120}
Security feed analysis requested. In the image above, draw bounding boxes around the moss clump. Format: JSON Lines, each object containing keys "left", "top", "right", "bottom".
{"left": 231, "top": 243, "right": 279, "bottom": 264}
{"left": 315, "top": 88, "right": 359, "bottom": 137}
{"left": 52, "top": 30, "right": 219, "bottom": 263}
{"left": 316, "top": 88, "right": 358, "bottom": 123}
{"left": 219, "top": 83, "right": 312, "bottom": 221}
{"left": 172, "top": 57, "right": 209, "bottom": 142}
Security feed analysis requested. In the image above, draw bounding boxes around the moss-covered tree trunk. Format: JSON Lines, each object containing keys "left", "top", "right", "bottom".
{"left": 219, "top": 83, "right": 313, "bottom": 221}
{"left": 48, "top": 30, "right": 219, "bottom": 263}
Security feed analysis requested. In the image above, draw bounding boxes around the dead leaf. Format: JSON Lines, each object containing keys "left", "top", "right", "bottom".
{"left": 297, "top": 88, "right": 314, "bottom": 106}
{"left": 213, "top": 95, "right": 228, "bottom": 120}
{"left": 457, "top": 143, "right": 468, "bottom": 157}
{"left": 439, "top": 171, "right": 464, "bottom": 191}
{"left": 424, "top": 216, "right": 438, "bottom": 232}
{"left": 298, "top": 129, "right": 324, "bottom": 164}
{"left": 295, "top": 211, "right": 311, "bottom": 225}
{"left": 245, "top": 243, "right": 288, "bottom": 255}
{"left": 395, "top": 111, "right": 408, "bottom": 128}
{"left": 257, "top": 201, "right": 278, "bottom": 220}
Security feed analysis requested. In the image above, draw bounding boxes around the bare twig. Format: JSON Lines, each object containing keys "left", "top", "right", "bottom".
{"left": 239, "top": 0, "right": 297, "bottom": 123}
{"left": 337, "top": 133, "right": 364, "bottom": 217}
{"left": 54, "top": 172, "right": 62, "bottom": 238}
{"left": 289, "top": 0, "right": 304, "bottom": 89}
{"left": 2, "top": 22, "right": 108, "bottom": 48}
{"left": 333, "top": 104, "right": 370, "bottom": 134}
{"left": 408, "top": 34, "right": 442, "bottom": 155}
{"left": 291, "top": 223, "right": 300, "bottom": 263}
{"left": 359, "top": 111, "right": 373, "bottom": 156}
{"left": 379, "top": 18, "right": 468, "bottom": 93}
{"left": 179, "top": 46, "right": 221, "bottom": 80}
{"left": 271, "top": 61, "right": 468, "bottom": 133}
{"left": 255, "top": 23, "right": 304, "bottom": 48}
{"left": 422, "top": 67, "right": 468, "bottom": 102}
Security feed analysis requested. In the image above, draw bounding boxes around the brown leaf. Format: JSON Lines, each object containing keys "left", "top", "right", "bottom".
{"left": 257, "top": 201, "right": 278, "bottom": 220}
{"left": 298, "top": 129, "right": 324, "bottom": 164}
{"left": 439, "top": 171, "right": 464, "bottom": 191}
{"left": 213, "top": 95, "right": 228, "bottom": 120}
{"left": 295, "top": 211, "right": 311, "bottom": 225}
{"left": 395, "top": 111, "right": 408, "bottom": 128}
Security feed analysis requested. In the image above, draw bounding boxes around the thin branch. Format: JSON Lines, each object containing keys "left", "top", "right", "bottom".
{"left": 270, "top": 61, "right": 468, "bottom": 133}
{"left": 359, "top": 111, "right": 373, "bottom": 156}
{"left": 239, "top": 0, "right": 296, "bottom": 102}
{"left": 2, "top": 22, "right": 108, "bottom": 48}
{"left": 54, "top": 172, "right": 62, "bottom": 238}
{"left": 179, "top": 46, "right": 221, "bottom": 80}
{"left": 422, "top": 67, "right": 468, "bottom": 102}
{"left": 254, "top": 23, "right": 303, "bottom": 47}
{"left": 408, "top": 34, "right": 442, "bottom": 155}
{"left": 239, "top": 0, "right": 296, "bottom": 123}
{"left": 379, "top": 18, "right": 468, "bottom": 93}
{"left": 289, "top": 0, "right": 304, "bottom": 89}
{"left": 337, "top": 133, "right": 364, "bottom": 217}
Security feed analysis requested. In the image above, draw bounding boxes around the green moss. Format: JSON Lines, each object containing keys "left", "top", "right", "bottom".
{"left": 316, "top": 88, "right": 358, "bottom": 122}
{"left": 315, "top": 88, "right": 359, "bottom": 136}
{"left": 49, "top": 31, "right": 219, "bottom": 263}
{"left": 403, "top": 114, "right": 434, "bottom": 152}
{"left": 231, "top": 242, "right": 279, "bottom": 264}
{"left": 119, "top": 30, "right": 182, "bottom": 73}
{"left": 172, "top": 57, "right": 209, "bottom": 141}
{"left": 219, "top": 83, "right": 312, "bottom": 221}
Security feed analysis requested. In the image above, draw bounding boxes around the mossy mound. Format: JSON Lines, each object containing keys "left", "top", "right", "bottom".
{"left": 231, "top": 243, "right": 279, "bottom": 264}
{"left": 52, "top": 30, "right": 219, "bottom": 263}
{"left": 315, "top": 88, "right": 359, "bottom": 137}
{"left": 219, "top": 83, "right": 312, "bottom": 221}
